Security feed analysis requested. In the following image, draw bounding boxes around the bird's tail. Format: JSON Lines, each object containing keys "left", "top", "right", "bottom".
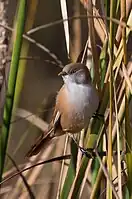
{"left": 26, "top": 131, "right": 54, "bottom": 157}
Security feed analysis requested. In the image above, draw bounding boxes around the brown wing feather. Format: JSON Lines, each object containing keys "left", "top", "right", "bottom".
{"left": 26, "top": 110, "right": 61, "bottom": 157}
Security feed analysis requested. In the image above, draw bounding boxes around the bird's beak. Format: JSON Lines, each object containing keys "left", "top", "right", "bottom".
{"left": 58, "top": 71, "right": 67, "bottom": 76}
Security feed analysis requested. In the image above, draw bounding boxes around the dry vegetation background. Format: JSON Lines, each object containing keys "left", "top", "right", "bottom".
{"left": 0, "top": 0, "right": 132, "bottom": 199}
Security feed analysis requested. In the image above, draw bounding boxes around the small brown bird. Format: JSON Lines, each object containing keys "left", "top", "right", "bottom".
{"left": 26, "top": 63, "right": 99, "bottom": 157}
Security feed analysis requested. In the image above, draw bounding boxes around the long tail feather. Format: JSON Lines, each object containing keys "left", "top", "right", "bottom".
{"left": 26, "top": 131, "right": 54, "bottom": 157}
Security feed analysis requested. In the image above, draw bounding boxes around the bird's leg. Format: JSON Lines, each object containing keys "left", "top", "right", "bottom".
{"left": 68, "top": 133, "right": 94, "bottom": 158}
{"left": 68, "top": 133, "right": 124, "bottom": 158}
{"left": 78, "top": 147, "right": 95, "bottom": 158}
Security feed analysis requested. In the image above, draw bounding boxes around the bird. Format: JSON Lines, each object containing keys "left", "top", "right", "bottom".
{"left": 26, "top": 63, "right": 99, "bottom": 157}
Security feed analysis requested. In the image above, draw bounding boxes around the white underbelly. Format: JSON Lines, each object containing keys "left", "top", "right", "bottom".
{"left": 66, "top": 83, "right": 99, "bottom": 121}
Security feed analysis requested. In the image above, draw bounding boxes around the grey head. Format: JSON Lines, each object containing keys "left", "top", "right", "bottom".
{"left": 58, "top": 63, "right": 91, "bottom": 85}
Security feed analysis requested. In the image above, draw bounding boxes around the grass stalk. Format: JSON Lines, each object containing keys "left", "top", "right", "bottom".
{"left": 87, "top": 0, "right": 100, "bottom": 92}
{"left": 0, "top": 0, "right": 26, "bottom": 182}
{"left": 13, "top": 0, "right": 39, "bottom": 110}
{"left": 5, "top": 1, "right": 39, "bottom": 171}
{"left": 113, "top": 82, "right": 122, "bottom": 199}
{"left": 107, "top": 0, "right": 115, "bottom": 197}
{"left": 121, "top": 0, "right": 132, "bottom": 196}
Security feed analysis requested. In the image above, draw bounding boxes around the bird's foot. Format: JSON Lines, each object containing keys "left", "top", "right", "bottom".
{"left": 92, "top": 112, "right": 104, "bottom": 120}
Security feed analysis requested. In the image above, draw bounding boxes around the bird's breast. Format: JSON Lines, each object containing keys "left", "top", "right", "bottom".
{"left": 56, "top": 83, "right": 99, "bottom": 133}
{"left": 66, "top": 83, "right": 99, "bottom": 116}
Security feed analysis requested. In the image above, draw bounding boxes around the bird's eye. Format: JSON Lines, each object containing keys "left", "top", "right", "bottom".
{"left": 70, "top": 69, "right": 77, "bottom": 74}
